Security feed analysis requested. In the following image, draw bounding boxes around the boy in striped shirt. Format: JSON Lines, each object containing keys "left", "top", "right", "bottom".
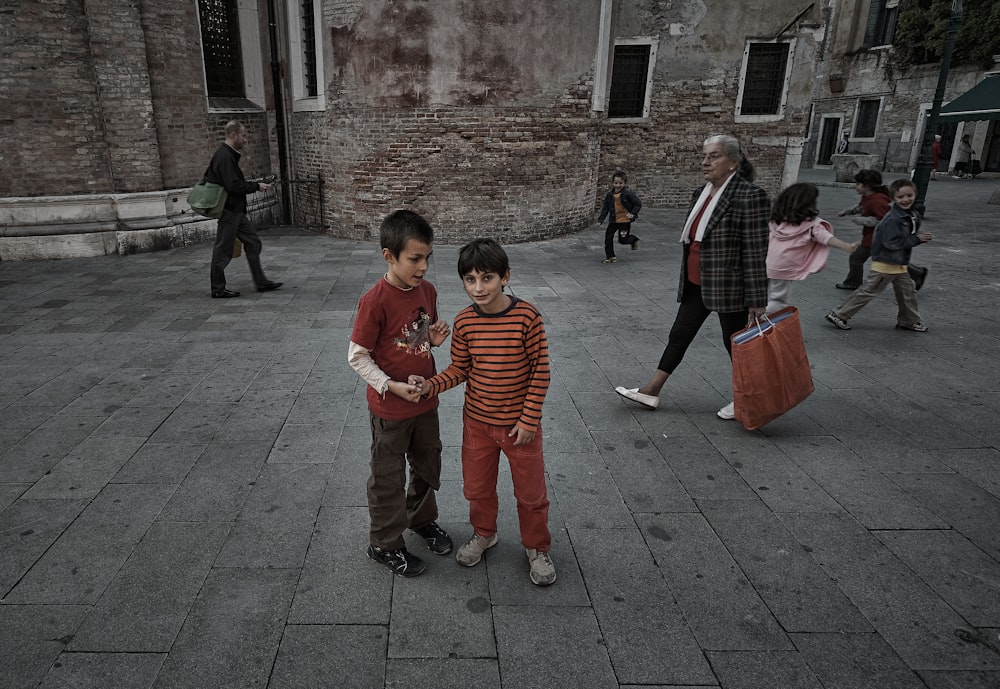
{"left": 411, "top": 238, "right": 556, "bottom": 585}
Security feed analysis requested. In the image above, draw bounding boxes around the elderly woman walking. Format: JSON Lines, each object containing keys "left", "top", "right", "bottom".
{"left": 615, "top": 134, "right": 770, "bottom": 420}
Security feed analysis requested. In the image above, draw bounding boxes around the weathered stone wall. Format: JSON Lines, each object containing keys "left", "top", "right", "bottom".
{"left": 0, "top": 0, "right": 276, "bottom": 199}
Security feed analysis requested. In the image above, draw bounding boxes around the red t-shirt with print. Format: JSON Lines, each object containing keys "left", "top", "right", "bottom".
{"left": 351, "top": 277, "right": 440, "bottom": 420}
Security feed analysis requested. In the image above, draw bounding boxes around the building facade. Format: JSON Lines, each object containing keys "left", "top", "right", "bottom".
{"left": 803, "top": 0, "right": 999, "bottom": 174}
{"left": 1, "top": 0, "right": 824, "bottom": 258}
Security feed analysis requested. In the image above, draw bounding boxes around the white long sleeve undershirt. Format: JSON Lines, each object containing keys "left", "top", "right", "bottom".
{"left": 348, "top": 340, "right": 390, "bottom": 397}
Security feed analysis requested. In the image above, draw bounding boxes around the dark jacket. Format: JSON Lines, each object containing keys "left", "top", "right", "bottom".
{"left": 871, "top": 203, "right": 922, "bottom": 266}
{"left": 204, "top": 144, "right": 259, "bottom": 214}
{"left": 598, "top": 188, "right": 641, "bottom": 225}
{"left": 678, "top": 175, "right": 770, "bottom": 313}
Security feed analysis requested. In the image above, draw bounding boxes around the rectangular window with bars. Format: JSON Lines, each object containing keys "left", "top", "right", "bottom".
{"left": 301, "top": 0, "right": 318, "bottom": 97}
{"left": 199, "top": 0, "right": 245, "bottom": 99}
{"left": 738, "top": 42, "right": 791, "bottom": 116}
{"left": 608, "top": 44, "right": 652, "bottom": 118}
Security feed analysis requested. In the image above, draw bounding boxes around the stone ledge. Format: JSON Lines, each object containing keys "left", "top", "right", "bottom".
{"left": 0, "top": 189, "right": 217, "bottom": 260}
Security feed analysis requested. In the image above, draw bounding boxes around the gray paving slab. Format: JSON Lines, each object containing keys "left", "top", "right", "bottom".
{"left": 70, "top": 521, "right": 230, "bottom": 652}
{"left": 779, "top": 511, "right": 1000, "bottom": 671}
{"left": 5, "top": 484, "right": 176, "bottom": 604}
{"left": 37, "top": 652, "right": 165, "bottom": 689}
{"left": 789, "top": 632, "right": 927, "bottom": 689}
{"left": 637, "top": 513, "right": 793, "bottom": 651}
{"left": 699, "top": 498, "right": 872, "bottom": 633}
{"left": 0, "top": 604, "right": 91, "bottom": 689}
{"left": 150, "top": 568, "right": 298, "bottom": 689}
{"left": 889, "top": 473, "right": 1000, "bottom": 560}
{"left": 572, "top": 527, "right": 715, "bottom": 685}
{"left": 493, "top": 606, "right": 619, "bottom": 689}
{"left": 269, "top": 625, "right": 387, "bottom": 689}
{"left": 705, "top": 650, "right": 822, "bottom": 689}
{"left": 385, "top": 658, "right": 501, "bottom": 689}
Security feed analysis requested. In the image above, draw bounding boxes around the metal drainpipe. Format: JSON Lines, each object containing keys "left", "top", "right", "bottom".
{"left": 266, "top": 0, "right": 291, "bottom": 224}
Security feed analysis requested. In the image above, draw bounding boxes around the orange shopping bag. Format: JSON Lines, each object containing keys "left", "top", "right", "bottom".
{"left": 730, "top": 306, "right": 814, "bottom": 430}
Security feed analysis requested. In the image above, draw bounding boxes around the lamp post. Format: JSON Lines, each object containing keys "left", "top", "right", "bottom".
{"left": 913, "top": 0, "right": 963, "bottom": 216}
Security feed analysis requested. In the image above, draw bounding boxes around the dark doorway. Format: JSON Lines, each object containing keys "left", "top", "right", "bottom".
{"left": 817, "top": 117, "right": 842, "bottom": 165}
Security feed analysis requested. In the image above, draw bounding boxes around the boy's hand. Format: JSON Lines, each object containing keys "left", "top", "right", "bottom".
{"left": 918, "top": 232, "right": 933, "bottom": 243}
{"left": 428, "top": 320, "right": 450, "bottom": 347}
{"left": 508, "top": 425, "right": 535, "bottom": 447}
{"left": 407, "top": 375, "right": 430, "bottom": 396}
{"left": 387, "top": 379, "right": 422, "bottom": 403}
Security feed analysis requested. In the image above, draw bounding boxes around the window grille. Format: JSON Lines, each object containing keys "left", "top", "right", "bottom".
{"left": 199, "top": 0, "right": 245, "bottom": 98}
{"left": 864, "top": 0, "right": 899, "bottom": 47}
{"left": 854, "top": 99, "right": 881, "bottom": 138}
{"left": 739, "top": 43, "right": 790, "bottom": 116}
{"left": 608, "top": 44, "right": 651, "bottom": 118}
{"left": 301, "top": 0, "right": 318, "bottom": 97}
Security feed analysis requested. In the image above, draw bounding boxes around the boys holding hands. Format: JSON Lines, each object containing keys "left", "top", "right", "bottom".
{"left": 349, "top": 210, "right": 453, "bottom": 577}
{"left": 411, "top": 239, "right": 557, "bottom": 586}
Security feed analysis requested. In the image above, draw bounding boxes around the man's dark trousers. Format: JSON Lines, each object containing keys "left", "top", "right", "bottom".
{"left": 211, "top": 209, "right": 266, "bottom": 292}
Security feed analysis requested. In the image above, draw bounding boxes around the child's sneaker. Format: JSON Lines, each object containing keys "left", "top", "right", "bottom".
{"left": 631, "top": 239, "right": 639, "bottom": 251}
{"left": 456, "top": 533, "right": 498, "bottom": 567}
{"left": 825, "top": 312, "right": 851, "bottom": 330}
{"left": 367, "top": 545, "right": 426, "bottom": 577}
{"left": 601, "top": 257, "right": 617, "bottom": 264}
{"left": 526, "top": 548, "right": 556, "bottom": 586}
{"left": 413, "top": 521, "right": 453, "bottom": 555}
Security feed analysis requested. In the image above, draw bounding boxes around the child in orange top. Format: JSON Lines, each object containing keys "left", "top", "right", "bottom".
{"left": 411, "top": 238, "right": 556, "bottom": 586}
{"left": 597, "top": 170, "right": 642, "bottom": 263}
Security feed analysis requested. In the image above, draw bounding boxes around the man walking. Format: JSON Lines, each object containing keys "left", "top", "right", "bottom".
{"left": 205, "top": 120, "right": 282, "bottom": 298}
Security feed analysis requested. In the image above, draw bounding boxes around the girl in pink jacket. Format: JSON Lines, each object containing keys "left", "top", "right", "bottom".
{"left": 766, "top": 183, "right": 857, "bottom": 314}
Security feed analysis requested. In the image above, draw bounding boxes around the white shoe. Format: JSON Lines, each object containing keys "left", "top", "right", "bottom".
{"left": 526, "top": 548, "right": 557, "bottom": 586}
{"left": 614, "top": 386, "right": 659, "bottom": 409}
{"left": 717, "top": 402, "right": 735, "bottom": 420}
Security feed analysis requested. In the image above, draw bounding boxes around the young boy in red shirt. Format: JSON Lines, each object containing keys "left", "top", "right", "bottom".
{"left": 348, "top": 210, "right": 453, "bottom": 577}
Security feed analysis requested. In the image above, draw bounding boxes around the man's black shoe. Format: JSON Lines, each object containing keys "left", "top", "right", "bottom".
{"left": 413, "top": 521, "right": 453, "bottom": 555}
{"left": 367, "top": 545, "right": 426, "bottom": 577}
{"left": 256, "top": 281, "right": 283, "bottom": 292}
{"left": 835, "top": 283, "right": 859, "bottom": 290}
{"left": 211, "top": 289, "right": 240, "bottom": 298}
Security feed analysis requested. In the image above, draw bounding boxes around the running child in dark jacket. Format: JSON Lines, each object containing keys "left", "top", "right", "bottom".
{"left": 597, "top": 171, "right": 641, "bottom": 263}
{"left": 825, "top": 179, "right": 933, "bottom": 332}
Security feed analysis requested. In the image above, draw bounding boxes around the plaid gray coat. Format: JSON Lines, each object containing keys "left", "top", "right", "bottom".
{"left": 677, "top": 175, "right": 770, "bottom": 313}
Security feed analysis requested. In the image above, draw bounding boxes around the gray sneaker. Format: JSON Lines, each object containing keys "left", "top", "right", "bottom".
{"left": 456, "top": 533, "right": 498, "bottom": 567}
{"left": 526, "top": 548, "right": 556, "bottom": 586}
{"left": 825, "top": 312, "right": 851, "bottom": 330}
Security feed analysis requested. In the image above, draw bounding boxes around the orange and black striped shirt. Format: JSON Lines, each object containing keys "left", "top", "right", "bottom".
{"left": 426, "top": 297, "right": 549, "bottom": 432}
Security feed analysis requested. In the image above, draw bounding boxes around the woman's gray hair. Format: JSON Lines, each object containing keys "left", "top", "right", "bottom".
{"left": 704, "top": 134, "right": 755, "bottom": 182}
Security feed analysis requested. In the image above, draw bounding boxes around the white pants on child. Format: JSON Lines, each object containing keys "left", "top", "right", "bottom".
{"left": 766, "top": 279, "right": 794, "bottom": 315}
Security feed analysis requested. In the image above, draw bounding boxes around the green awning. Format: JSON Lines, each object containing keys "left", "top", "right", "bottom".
{"left": 938, "top": 74, "right": 1000, "bottom": 122}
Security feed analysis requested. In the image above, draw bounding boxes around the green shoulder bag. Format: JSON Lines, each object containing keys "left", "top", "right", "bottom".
{"left": 188, "top": 179, "right": 228, "bottom": 219}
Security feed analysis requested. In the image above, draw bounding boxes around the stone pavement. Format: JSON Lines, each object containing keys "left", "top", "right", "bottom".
{"left": 1, "top": 169, "right": 998, "bottom": 689}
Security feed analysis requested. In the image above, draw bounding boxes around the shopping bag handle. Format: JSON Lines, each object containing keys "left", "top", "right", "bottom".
{"left": 734, "top": 313, "right": 775, "bottom": 345}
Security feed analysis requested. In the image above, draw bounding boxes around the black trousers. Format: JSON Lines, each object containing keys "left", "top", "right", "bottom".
{"left": 657, "top": 281, "right": 747, "bottom": 374}
{"left": 841, "top": 244, "right": 871, "bottom": 287}
{"left": 605, "top": 222, "right": 638, "bottom": 258}
{"left": 210, "top": 210, "right": 266, "bottom": 292}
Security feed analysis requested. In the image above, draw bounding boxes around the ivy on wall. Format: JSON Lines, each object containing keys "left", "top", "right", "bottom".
{"left": 892, "top": 0, "right": 1000, "bottom": 71}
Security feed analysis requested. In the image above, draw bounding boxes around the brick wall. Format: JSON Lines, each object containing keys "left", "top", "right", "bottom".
{"left": 0, "top": 1, "right": 112, "bottom": 197}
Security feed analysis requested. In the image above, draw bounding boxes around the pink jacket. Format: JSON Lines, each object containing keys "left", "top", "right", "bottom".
{"left": 766, "top": 217, "right": 834, "bottom": 280}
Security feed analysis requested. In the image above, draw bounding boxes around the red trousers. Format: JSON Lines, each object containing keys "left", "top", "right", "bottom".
{"left": 461, "top": 414, "right": 551, "bottom": 552}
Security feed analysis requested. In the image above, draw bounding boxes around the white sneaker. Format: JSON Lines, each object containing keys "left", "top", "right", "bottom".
{"left": 614, "top": 386, "right": 659, "bottom": 409}
{"left": 717, "top": 402, "right": 735, "bottom": 420}
{"left": 526, "top": 548, "right": 557, "bottom": 586}
{"left": 456, "top": 533, "right": 498, "bottom": 567}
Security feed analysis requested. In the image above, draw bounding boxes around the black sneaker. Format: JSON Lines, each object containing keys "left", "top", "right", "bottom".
{"left": 367, "top": 545, "right": 426, "bottom": 577}
{"left": 413, "top": 521, "right": 453, "bottom": 555}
